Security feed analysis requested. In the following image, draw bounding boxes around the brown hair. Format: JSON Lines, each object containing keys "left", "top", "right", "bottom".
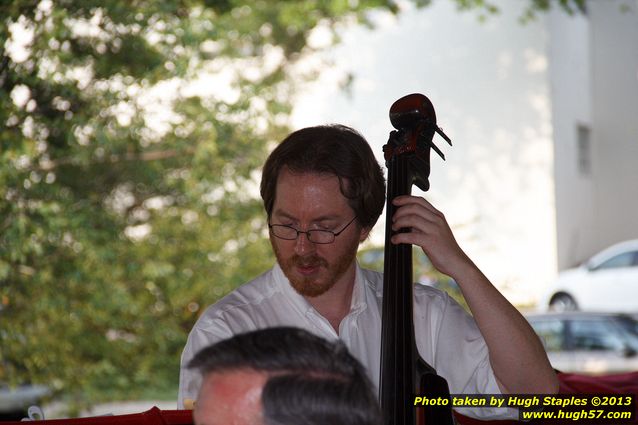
{"left": 260, "top": 125, "right": 386, "bottom": 230}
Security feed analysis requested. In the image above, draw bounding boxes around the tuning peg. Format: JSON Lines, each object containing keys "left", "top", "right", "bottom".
{"left": 430, "top": 141, "right": 445, "bottom": 161}
{"left": 436, "top": 126, "right": 452, "bottom": 146}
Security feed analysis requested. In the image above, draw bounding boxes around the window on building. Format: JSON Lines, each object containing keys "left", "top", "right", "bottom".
{"left": 577, "top": 124, "right": 591, "bottom": 176}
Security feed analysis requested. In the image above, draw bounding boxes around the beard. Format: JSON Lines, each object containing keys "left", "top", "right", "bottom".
{"left": 271, "top": 237, "right": 359, "bottom": 298}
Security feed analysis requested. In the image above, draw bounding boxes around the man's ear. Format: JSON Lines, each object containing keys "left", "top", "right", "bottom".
{"left": 359, "top": 226, "right": 372, "bottom": 243}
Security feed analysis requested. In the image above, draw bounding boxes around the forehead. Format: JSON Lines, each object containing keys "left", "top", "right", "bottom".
{"left": 194, "top": 369, "right": 267, "bottom": 425}
{"left": 273, "top": 168, "right": 352, "bottom": 217}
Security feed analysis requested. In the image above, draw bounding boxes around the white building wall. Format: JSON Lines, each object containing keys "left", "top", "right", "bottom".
{"left": 589, "top": 1, "right": 638, "bottom": 252}
{"left": 549, "top": 0, "right": 638, "bottom": 270}
{"left": 293, "top": 0, "right": 559, "bottom": 304}
{"left": 548, "top": 5, "right": 595, "bottom": 269}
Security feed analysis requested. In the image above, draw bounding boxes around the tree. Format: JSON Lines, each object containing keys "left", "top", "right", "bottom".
{"left": 0, "top": 0, "right": 585, "bottom": 410}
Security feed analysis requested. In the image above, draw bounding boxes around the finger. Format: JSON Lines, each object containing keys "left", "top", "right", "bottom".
{"left": 390, "top": 231, "right": 419, "bottom": 245}
{"left": 390, "top": 230, "right": 433, "bottom": 247}
{"left": 391, "top": 213, "right": 435, "bottom": 233}
{"left": 392, "top": 204, "right": 438, "bottom": 224}
{"left": 392, "top": 202, "right": 446, "bottom": 230}
{"left": 392, "top": 195, "right": 440, "bottom": 215}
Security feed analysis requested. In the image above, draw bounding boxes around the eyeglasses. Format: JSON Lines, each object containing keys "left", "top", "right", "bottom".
{"left": 268, "top": 217, "right": 357, "bottom": 244}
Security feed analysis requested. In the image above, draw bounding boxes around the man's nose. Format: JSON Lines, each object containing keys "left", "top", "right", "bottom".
{"left": 294, "top": 232, "right": 316, "bottom": 255}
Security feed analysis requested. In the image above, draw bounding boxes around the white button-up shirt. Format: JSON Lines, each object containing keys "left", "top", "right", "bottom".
{"left": 179, "top": 263, "right": 512, "bottom": 419}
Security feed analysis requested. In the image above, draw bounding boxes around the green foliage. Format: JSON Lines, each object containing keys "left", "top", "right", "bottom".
{"left": 0, "top": 0, "right": 585, "bottom": 411}
{"left": 448, "top": 0, "right": 586, "bottom": 22}
{"left": 0, "top": 0, "right": 409, "bottom": 410}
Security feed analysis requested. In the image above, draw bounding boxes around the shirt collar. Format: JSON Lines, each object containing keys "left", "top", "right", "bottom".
{"left": 350, "top": 262, "right": 368, "bottom": 314}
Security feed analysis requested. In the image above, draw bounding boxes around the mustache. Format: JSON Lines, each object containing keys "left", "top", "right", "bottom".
{"left": 292, "top": 255, "right": 327, "bottom": 268}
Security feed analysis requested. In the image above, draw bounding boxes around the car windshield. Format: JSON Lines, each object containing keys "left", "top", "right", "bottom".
{"left": 610, "top": 317, "right": 638, "bottom": 352}
{"left": 569, "top": 319, "right": 627, "bottom": 351}
{"left": 616, "top": 316, "right": 638, "bottom": 337}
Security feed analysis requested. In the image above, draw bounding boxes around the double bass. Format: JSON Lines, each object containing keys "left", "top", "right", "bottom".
{"left": 379, "top": 93, "right": 455, "bottom": 425}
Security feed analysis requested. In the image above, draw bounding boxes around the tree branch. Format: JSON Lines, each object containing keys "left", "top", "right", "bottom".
{"left": 36, "top": 148, "right": 196, "bottom": 171}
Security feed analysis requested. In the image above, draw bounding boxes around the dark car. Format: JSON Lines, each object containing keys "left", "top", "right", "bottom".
{"left": 0, "top": 383, "right": 49, "bottom": 420}
{"left": 526, "top": 312, "right": 638, "bottom": 374}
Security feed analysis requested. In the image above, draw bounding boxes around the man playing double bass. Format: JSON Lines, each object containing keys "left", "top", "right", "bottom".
{"left": 178, "top": 124, "right": 558, "bottom": 420}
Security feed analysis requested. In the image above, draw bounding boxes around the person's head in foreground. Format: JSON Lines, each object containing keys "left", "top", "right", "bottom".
{"left": 188, "top": 327, "right": 382, "bottom": 425}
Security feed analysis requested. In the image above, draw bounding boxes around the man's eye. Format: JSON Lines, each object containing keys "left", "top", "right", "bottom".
{"left": 274, "top": 220, "right": 294, "bottom": 226}
{"left": 315, "top": 222, "right": 335, "bottom": 230}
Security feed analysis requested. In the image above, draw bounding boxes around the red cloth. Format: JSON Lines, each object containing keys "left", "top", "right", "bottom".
{"left": 558, "top": 371, "right": 638, "bottom": 394}
{"left": 0, "top": 407, "right": 192, "bottom": 425}
{"left": 3, "top": 373, "right": 636, "bottom": 424}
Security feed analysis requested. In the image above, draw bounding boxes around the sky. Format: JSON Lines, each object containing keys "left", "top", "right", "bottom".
{"left": 292, "top": 0, "right": 558, "bottom": 305}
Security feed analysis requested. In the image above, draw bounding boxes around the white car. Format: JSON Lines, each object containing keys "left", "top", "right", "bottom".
{"left": 541, "top": 239, "right": 638, "bottom": 312}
